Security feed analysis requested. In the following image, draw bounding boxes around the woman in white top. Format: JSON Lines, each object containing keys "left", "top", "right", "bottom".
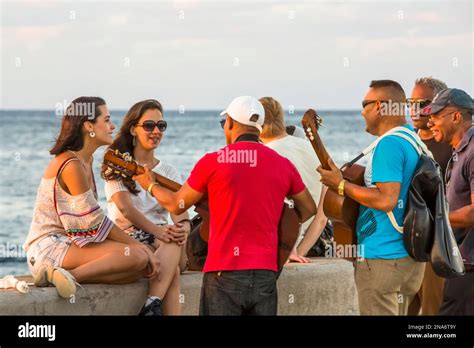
{"left": 102, "top": 99, "right": 190, "bottom": 316}
{"left": 24, "top": 97, "right": 159, "bottom": 300}
{"left": 259, "top": 97, "right": 328, "bottom": 262}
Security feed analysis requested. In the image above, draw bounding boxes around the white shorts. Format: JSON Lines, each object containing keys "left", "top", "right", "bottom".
{"left": 26, "top": 233, "right": 72, "bottom": 278}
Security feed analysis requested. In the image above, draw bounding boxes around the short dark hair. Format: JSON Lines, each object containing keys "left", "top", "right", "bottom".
{"left": 369, "top": 79, "right": 404, "bottom": 93}
{"left": 369, "top": 79, "right": 406, "bottom": 102}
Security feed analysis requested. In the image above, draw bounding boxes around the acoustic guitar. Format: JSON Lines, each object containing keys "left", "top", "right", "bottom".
{"left": 103, "top": 149, "right": 301, "bottom": 268}
{"left": 301, "top": 109, "right": 365, "bottom": 254}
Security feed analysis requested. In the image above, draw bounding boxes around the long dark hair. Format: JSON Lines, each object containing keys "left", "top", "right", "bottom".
{"left": 50, "top": 96, "right": 106, "bottom": 155}
{"left": 101, "top": 99, "right": 163, "bottom": 195}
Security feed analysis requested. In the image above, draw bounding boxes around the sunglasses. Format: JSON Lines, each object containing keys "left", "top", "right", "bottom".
{"left": 136, "top": 120, "right": 167, "bottom": 132}
{"left": 220, "top": 118, "right": 226, "bottom": 129}
{"left": 406, "top": 98, "right": 432, "bottom": 109}
{"left": 362, "top": 100, "right": 389, "bottom": 108}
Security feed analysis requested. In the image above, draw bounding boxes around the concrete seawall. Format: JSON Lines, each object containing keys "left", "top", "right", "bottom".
{"left": 0, "top": 258, "right": 358, "bottom": 315}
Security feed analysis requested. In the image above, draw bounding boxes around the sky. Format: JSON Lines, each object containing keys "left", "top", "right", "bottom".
{"left": 1, "top": 0, "right": 472, "bottom": 110}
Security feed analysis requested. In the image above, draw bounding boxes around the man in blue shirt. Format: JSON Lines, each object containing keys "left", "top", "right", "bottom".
{"left": 318, "top": 80, "right": 425, "bottom": 315}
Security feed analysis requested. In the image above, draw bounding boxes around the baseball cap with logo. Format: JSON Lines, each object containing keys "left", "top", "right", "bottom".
{"left": 220, "top": 96, "right": 265, "bottom": 132}
{"left": 420, "top": 88, "right": 474, "bottom": 116}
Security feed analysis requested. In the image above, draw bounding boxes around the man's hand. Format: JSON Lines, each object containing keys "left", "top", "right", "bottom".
{"left": 316, "top": 158, "right": 344, "bottom": 191}
{"left": 133, "top": 165, "right": 155, "bottom": 191}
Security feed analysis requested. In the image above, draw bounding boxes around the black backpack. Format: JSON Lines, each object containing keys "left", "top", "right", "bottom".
{"left": 388, "top": 131, "right": 465, "bottom": 278}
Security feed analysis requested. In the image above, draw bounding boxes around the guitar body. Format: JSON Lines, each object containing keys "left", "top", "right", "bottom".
{"left": 323, "top": 164, "right": 365, "bottom": 247}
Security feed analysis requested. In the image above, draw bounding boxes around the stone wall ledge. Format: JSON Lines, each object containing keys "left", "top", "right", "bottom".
{"left": 0, "top": 258, "right": 358, "bottom": 315}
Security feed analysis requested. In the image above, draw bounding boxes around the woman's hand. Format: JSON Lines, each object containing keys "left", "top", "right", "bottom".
{"left": 132, "top": 165, "right": 155, "bottom": 191}
{"left": 286, "top": 246, "right": 312, "bottom": 264}
{"left": 168, "top": 222, "right": 189, "bottom": 246}
{"left": 153, "top": 225, "right": 175, "bottom": 243}
{"left": 138, "top": 244, "right": 160, "bottom": 279}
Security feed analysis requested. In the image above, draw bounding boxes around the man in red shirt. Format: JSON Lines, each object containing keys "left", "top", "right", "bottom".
{"left": 133, "top": 96, "right": 316, "bottom": 315}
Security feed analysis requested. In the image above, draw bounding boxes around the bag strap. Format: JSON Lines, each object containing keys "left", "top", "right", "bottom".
{"left": 383, "top": 128, "right": 434, "bottom": 234}
{"left": 387, "top": 211, "right": 404, "bottom": 233}
{"left": 343, "top": 126, "right": 433, "bottom": 234}
{"left": 389, "top": 127, "right": 434, "bottom": 159}
{"left": 361, "top": 126, "right": 409, "bottom": 155}
{"left": 53, "top": 157, "right": 80, "bottom": 216}
{"left": 343, "top": 126, "right": 405, "bottom": 167}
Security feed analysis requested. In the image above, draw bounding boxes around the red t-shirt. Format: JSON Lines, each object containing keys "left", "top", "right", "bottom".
{"left": 187, "top": 141, "right": 305, "bottom": 272}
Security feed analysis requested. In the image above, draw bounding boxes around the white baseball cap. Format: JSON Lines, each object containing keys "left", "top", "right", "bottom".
{"left": 220, "top": 96, "right": 265, "bottom": 132}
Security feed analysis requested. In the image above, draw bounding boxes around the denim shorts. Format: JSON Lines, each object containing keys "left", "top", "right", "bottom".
{"left": 26, "top": 233, "right": 72, "bottom": 278}
{"left": 127, "top": 228, "right": 156, "bottom": 246}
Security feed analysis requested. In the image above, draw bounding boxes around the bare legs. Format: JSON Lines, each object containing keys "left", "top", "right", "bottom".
{"left": 61, "top": 240, "right": 148, "bottom": 284}
{"left": 149, "top": 241, "right": 182, "bottom": 315}
{"left": 162, "top": 267, "right": 181, "bottom": 315}
{"left": 61, "top": 238, "right": 183, "bottom": 315}
{"left": 179, "top": 243, "right": 188, "bottom": 273}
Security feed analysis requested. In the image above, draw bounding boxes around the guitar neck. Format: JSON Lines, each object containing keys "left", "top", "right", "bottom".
{"left": 308, "top": 132, "right": 331, "bottom": 170}
{"left": 134, "top": 164, "right": 182, "bottom": 192}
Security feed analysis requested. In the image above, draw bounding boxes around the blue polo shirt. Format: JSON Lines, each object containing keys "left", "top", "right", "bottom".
{"left": 356, "top": 124, "right": 419, "bottom": 259}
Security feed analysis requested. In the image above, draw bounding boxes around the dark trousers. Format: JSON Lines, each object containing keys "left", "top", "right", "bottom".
{"left": 199, "top": 270, "right": 278, "bottom": 316}
{"left": 438, "top": 270, "right": 474, "bottom": 315}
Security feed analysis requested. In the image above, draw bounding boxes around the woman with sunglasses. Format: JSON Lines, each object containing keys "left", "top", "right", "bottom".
{"left": 24, "top": 97, "right": 160, "bottom": 300}
{"left": 102, "top": 99, "right": 190, "bottom": 316}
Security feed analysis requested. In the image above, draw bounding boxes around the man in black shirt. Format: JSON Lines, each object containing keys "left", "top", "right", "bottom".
{"left": 407, "top": 77, "right": 452, "bottom": 315}
{"left": 423, "top": 88, "right": 474, "bottom": 315}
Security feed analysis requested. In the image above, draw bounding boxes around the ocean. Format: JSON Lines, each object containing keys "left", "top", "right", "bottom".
{"left": 0, "top": 109, "right": 376, "bottom": 276}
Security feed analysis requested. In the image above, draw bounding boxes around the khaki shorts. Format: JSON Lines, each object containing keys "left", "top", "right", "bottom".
{"left": 26, "top": 233, "right": 72, "bottom": 278}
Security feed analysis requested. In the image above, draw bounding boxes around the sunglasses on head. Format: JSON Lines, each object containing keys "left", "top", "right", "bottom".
{"left": 406, "top": 98, "right": 432, "bottom": 109}
{"left": 136, "top": 120, "right": 167, "bottom": 132}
